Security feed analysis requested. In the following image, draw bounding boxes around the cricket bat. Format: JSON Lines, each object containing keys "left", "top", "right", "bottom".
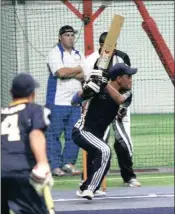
{"left": 97, "top": 14, "right": 125, "bottom": 71}
{"left": 43, "top": 185, "right": 55, "bottom": 214}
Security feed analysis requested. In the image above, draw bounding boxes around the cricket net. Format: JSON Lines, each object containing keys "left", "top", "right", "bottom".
{"left": 1, "top": 0, "right": 174, "bottom": 175}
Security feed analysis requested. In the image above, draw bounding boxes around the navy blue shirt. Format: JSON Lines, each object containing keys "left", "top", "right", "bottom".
{"left": 1, "top": 103, "right": 50, "bottom": 178}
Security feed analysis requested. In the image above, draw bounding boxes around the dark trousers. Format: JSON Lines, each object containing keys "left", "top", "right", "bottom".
{"left": 112, "top": 119, "right": 136, "bottom": 182}
{"left": 1, "top": 177, "right": 48, "bottom": 214}
{"left": 72, "top": 127, "right": 111, "bottom": 192}
{"left": 83, "top": 119, "right": 136, "bottom": 184}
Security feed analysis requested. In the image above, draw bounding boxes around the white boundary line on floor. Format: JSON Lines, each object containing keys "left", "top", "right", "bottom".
{"left": 54, "top": 175, "right": 174, "bottom": 183}
{"left": 53, "top": 194, "right": 174, "bottom": 202}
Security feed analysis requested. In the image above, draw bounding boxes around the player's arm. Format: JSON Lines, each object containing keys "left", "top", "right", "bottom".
{"left": 73, "top": 71, "right": 85, "bottom": 81}
{"left": 48, "top": 49, "right": 83, "bottom": 79}
{"left": 106, "top": 83, "right": 131, "bottom": 104}
{"left": 56, "top": 66, "right": 83, "bottom": 79}
{"left": 29, "top": 107, "right": 53, "bottom": 196}
{"left": 29, "top": 129, "right": 48, "bottom": 165}
{"left": 116, "top": 92, "right": 132, "bottom": 120}
{"left": 29, "top": 129, "right": 53, "bottom": 196}
{"left": 71, "top": 90, "right": 84, "bottom": 106}
{"left": 71, "top": 79, "right": 101, "bottom": 106}
{"left": 73, "top": 55, "right": 93, "bottom": 81}
{"left": 57, "top": 54, "right": 87, "bottom": 79}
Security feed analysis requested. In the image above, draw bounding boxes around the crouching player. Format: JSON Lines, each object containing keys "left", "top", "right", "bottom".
{"left": 1, "top": 73, "right": 53, "bottom": 214}
{"left": 71, "top": 63, "right": 137, "bottom": 200}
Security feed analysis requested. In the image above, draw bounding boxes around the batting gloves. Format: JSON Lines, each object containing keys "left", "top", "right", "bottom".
{"left": 83, "top": 80, "right": 100, "bottom": 99}
{"left": 30, "top": 163, "right": 54, "bottom": 196}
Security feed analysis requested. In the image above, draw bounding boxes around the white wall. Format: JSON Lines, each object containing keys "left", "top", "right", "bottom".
{"left": 2, "top": 1, "right": 174, "bottom": 113}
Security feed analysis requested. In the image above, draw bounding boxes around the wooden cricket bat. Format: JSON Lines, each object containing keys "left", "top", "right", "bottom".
{"left": 97, "top": 14, "right": 125, "bottom": 70}
{"left": 43, "top": 185, "right": 55, "bottom": 214}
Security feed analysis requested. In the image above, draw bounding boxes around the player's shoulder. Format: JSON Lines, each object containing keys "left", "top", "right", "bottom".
{"left": 26, "top": 102, "right": 41, "bottom": 110}
{"left": 1, "top": 104, "right": 27, "bottom": 115}
{"left": 77, "top": 50, "right": 85, "bottom": 58}
{"left": 27, "top": 103, "right": 51, "bottom": 126}
{"left": 27, "top": 103, "right": 50, "bottom": 114}
{"left": 115, "top": 50, "right": 131, "bottom": 66}
{"left": 48, "top": 45, "right": 61, "bottom": 57}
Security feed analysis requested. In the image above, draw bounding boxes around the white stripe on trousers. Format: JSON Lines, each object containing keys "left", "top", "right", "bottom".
{"left": 103, "top": 125, "right": 110, "bottom": 141}
{"left": 80, "top": 130, "right": 111, "bottom": 192}
{"left": 114, "top": 119, "right": 133, "bottom": 157}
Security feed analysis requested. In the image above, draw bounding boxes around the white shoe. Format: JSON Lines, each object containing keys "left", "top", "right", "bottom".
{"left": 82, "top": 190, "right": 94, "bottom": 200}
{"left": 76, "top": 189, "right": 94, "bottom": 200}
{"left": 125, "top": 178, "right": 141, "bottom": 187}
{"left": 76, "top": 189, "right": 83, "bottom": 197}
{"left": 94, "top": 190, "right": 106, "bottom": 197}
{"left": 76, "top": 189, "right": 106, "bottom": 198}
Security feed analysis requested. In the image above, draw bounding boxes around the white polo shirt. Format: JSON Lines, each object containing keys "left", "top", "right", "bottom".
{"left": 46, "top": 44, "right": 89, "bottom": 105}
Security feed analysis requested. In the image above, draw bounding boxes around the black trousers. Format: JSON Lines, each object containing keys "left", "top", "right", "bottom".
{"left": 72, "top": 127, "right": 111, "bottom": 192}
{"left": 1, "top": 177, "right": 48, "bottom": 214}
{"left": 112, "top": 118, "right": 136, "bottom": 183}
{"left": 82, "top": 119, "right": 136, "bottom": 184}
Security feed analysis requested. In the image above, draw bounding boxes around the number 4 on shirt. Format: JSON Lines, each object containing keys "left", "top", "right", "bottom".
{"left": 1, "top": 114, "right": 20, "bottom": 141}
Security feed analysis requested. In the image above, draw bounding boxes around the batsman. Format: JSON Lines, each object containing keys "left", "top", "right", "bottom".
{"left": 86, "top": 32, "right": 141, "bottom": 188}
{"left": 72, "top": 63, "right": 138, "bottom": 200}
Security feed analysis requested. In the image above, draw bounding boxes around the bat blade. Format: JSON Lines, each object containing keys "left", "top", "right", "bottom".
{"left": 43, "top": 185, "right": 55, "bottom": 214}
{"left": 97, "top": 14, "right": 124, "bottom": 70}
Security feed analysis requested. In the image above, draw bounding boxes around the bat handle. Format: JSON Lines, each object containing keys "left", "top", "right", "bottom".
{"left": 43, "top": 185, "right": 55, "bottom": 214}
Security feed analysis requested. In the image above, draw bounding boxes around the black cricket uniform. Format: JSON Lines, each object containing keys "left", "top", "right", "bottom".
{"left": 95, "top": 49, "right": 136, "bottom": 183}
{"left": 72, "top": 89, "right": 120, "bottom": 192}
{"left": 1, "top": 102, "right": 50, "bottom": 214}
{"left": 112, "top": 92, "right": 136, "bottom": 182}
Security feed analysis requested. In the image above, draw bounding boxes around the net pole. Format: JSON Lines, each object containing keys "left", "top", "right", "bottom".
{"left": 133, "top": 0, "right": 175, "bottom": 86}
{"left": 83, "top": 0, "right": 94, "bottom": 56}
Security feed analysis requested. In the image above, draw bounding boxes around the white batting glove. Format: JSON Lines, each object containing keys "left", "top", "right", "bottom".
{"left": 89, "top": 69, "right": 108, "bottom": 88}
{"left": 83, "top": 81, "right": 100, "bottom": 93}
{"left": 82, "top": 80, "right": 100, "bottom": 99}
{"left": 117, "top": 105, "right": 127, "bottom": 120}
{"left": 90, "top": 69, "right": 103, "bottom": 78}
{"left": 123, "top": 90, "right": 132, "bottom": 101}
{"left": 30, "top": 164, "right": 54, "bottom": 196}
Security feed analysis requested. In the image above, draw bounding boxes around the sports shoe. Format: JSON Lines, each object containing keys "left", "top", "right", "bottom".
{"left": 62, "top": 164, "right": 81, "bottom": 176}
{"left": 76, "top": 189, "right": 83, "bottom": 197}
{"left": 76, "top": 189, "right": 106, "bottom": 198}
{"left": 94, "top": 190, "right": 106, "bottom": 197}
{"left": 77, "top": 189, "right": 94, "bottom": 200}
{"left": 125, "top": 178, "right": 141, "bottom": 187}
{"left": 52, "top": 168, "right": 65, "bottom": 176}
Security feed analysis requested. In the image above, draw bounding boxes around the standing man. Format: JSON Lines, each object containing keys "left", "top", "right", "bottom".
{"left": 1, "top": 73, "right": 53, "bottom": 214}
{"left": 72, "top": 63, "right": 138, "bottom": 200}
{"left": 46, "top": 25, "right": 89, "bottom": 176}
{"left": 85, "top": 32, "right": 141, "bottom": 187}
